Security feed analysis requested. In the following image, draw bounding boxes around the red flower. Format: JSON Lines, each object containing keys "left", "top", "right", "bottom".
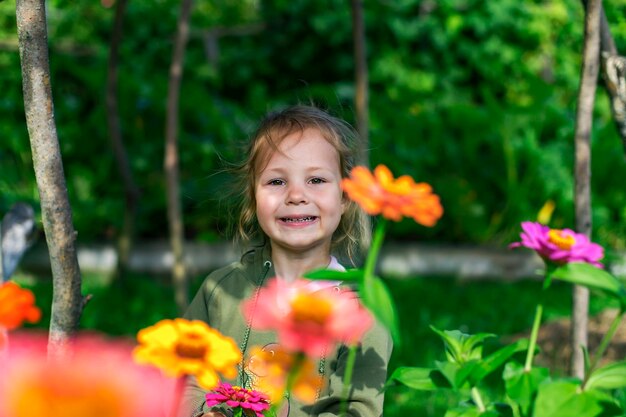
{"left": 205, "top": 382, "right": 270, "bottom": 417}
{"left": 341, "top": 165, "right": 443, "bottom": 225}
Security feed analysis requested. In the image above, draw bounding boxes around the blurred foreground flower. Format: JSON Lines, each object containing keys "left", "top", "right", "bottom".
{"left": 247, "top": 345, "right": 322, "bottom": 404}
{"left": 509, "top": 221, "right": 604, "bottom": 267}
{"left": 341, "top": 165, "right": 443, "bottom": 226}
{"left": 205, "top": 382, "right": 270, "bottom": 417}
{"left": 243, "top": 278, "right": 373, "bottom": 358}
{"left": 133, "top": 318, "right": 242, "bottom": 390}
{"left": 0, "top": 334, "right": 172, "bottom": 417}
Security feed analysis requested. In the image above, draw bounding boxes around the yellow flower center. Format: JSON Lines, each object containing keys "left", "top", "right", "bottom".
{"left": 548, "top": 229, "right": 576, "bottom": 250}
{"left": 175, "top": 332, "right": 209, "bottom": 359}
{"left": 290, "top": 294, "right": 332, "bottom": 325}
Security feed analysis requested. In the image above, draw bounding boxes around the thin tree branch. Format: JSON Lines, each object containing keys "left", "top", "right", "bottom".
{"left": 351, "top": 0, "right": 369, "bottom": 167}
{"left": 572, "top": 0, "right": 602, "bottom": 379}
{"left": 106, "top": 0, "right": 140, "bottom": 278}
{"left": 165, "top": 0, "right": 193, "bottom": 314}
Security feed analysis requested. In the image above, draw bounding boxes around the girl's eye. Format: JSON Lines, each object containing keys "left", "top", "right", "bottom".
{"left": 309, "top": 177, "right": 326, "bottom": 185}
{"left": 268, "top": 179, "right": 285, "bottom": 186}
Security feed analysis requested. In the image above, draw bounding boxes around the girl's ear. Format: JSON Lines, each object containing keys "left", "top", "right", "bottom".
{"left": 341, "top": 193, "right": 348, "bottom": 214}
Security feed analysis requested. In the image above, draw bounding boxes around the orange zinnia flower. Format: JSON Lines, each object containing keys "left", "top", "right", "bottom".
{"left": 0, "top": 281, "right": 41, "bottom": 330}
{"left": 341, "top": 165, "right": 443, "bottom": 226}
{"left": 133, "top": 319, "right": 242, "bottom": 390}
{"left": 246, "top": 345, "right": 323, "bottom": 405}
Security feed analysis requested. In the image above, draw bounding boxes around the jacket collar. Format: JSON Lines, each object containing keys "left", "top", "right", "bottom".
{"left": 242, "top": 243, "right": 274, "bottom": 285}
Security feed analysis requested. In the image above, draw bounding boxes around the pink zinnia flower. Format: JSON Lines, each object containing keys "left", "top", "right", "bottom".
{"left": 205, "top": 382, "right": 270, "bottom": 417}
{"left": 0, "top": 333, "right": 175, "bottom": 417}
{"left": 509, "top": 221, "right": 604, "bottom": 268}
{"left": 243, "top": 278, "right": 374, "bottom": 358}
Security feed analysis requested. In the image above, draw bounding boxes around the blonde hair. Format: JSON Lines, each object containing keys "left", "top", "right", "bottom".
{"left": 233, "top": 105, "right": 369, "bottom": 265}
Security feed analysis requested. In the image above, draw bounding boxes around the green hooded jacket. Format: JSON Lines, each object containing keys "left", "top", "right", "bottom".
{"left": 181, "top": 245, "right": 392, "bottom": 417}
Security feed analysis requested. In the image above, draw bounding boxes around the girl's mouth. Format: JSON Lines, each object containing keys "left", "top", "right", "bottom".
{"left": 279, "top": 216, "right": 318, "bottom": 223}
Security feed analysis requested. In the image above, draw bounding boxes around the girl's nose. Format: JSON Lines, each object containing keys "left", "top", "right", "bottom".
{"left": 286, "top": 184, "right": 308, "bottom": 204}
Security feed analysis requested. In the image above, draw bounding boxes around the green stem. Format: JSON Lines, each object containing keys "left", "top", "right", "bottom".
{"left": 363, "top": 218, "right": 387, "bottom": 284}
{"left": 471, "top": 387, "right": 486, "bottom": 413}
{"left": 270, "top": 353, "right": 304, "bottom": 416}
{"left": 339, "top": 345, "right": 358, "bottom": 417}
{"left": 283, "top": 353, "right": 304, "bottom": 403}
{"left": 583, "top": 310, "right": 625, "bottom": 386}
{"left": 337, "top": 218, "right": 385, "bottom": 416}
{"left": 524, "top": 303, "right": 544, "bottom": 372}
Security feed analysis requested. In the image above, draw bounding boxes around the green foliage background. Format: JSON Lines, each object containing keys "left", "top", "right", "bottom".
{"left": 3, "top": 0, "right": 626, "bottom": 249}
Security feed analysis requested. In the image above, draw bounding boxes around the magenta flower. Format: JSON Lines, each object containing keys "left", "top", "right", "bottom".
{"left": 205, "top": 382, "right": 270, "bottom": 417}
{"left": 509, "top": 221, "right": 604, "bottom": 268}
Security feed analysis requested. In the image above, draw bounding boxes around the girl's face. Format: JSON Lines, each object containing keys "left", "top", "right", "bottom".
{"left": 255, "top": 128, "right": 345, "bottom": 258}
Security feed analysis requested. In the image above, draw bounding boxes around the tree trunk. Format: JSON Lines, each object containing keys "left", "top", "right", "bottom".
{"left": 106, "top": 0, "right": 140, "bottom": 280}
{"left": 351, "top": 0, "right": 369, "bottom": 167}
{"left": 572, "top": 0, "right": 602, "bottom": 379}
{"left": 590, "top": 3, "right": 626, "bottom": 154}
{"left": 165, "top": 0, "right": 193, "bottom": 314}
{"left": 15, "top": 0, "right": 84, "bottom": 359}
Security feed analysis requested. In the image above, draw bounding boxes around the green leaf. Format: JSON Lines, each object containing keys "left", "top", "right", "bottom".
{"left": 361, "top": 276, "right": 401, "bottom": 345}
{"left": 462, "top": 333, "right": 497, "bottom": 361}
{"left": 445, "top": 408, "right": 501, "bottom": 417}
{"left": 503, "top": 361, "right": 550, "bottom": 416}
{"left": 492, "top": 402, "right": 514, "bottom": 417}
{"left": 456, "top": 360, "right": 480, "bottom": 388}
{"left": 429, "top": 369, "right": 454, "bottom": 389}
{"left": 431, "top": 327, "right": 465, "bottom": 363}
{"left": 583, "top": 345, "right": 591, "bottom": 374}
{"left": 435, "top": 360, "right": 464, "bottom": 390}
{"left": 386, "top": 366, "right": 437, "bottom": 390}
{"left": 445, "top": 407, "right": 482, "bottom": 417}
{"left": 430, "top": 326, "right": 496, "bottom": 365}
{"left": 548, "top": 263, "right": 626, "bottom": 304}
{"left": 304, "top": 268, "right": 364, "bottom": 281}
{"left": 585, "top": 361, "right": 626, "bottom": 391}
{"left": 533, "top": 380, "right": 613, "bottom": 417}
{"left": 469, "top": 339, "right": 529, "bottom": 385}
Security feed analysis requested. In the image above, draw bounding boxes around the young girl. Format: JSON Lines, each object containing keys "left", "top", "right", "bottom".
{"left": 181, "top": 105, "right": 392, "bottom": 417}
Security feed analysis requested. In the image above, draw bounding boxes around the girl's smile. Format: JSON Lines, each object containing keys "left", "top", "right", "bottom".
{"left": 278, "top": 215, "right": 319, "bottom": 225}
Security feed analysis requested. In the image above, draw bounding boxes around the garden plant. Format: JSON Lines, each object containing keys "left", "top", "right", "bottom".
{"left": 383, "top": 210, "right": 626, "bottom": 415}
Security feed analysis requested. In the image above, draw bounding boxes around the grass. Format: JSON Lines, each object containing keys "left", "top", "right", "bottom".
{"left": 13, "top": 271, "right": 619, "bottom": 417}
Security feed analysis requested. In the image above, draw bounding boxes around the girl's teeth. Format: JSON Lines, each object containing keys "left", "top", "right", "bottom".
{"left": 283, "top": 217, "right": 314, "bottom": 222}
